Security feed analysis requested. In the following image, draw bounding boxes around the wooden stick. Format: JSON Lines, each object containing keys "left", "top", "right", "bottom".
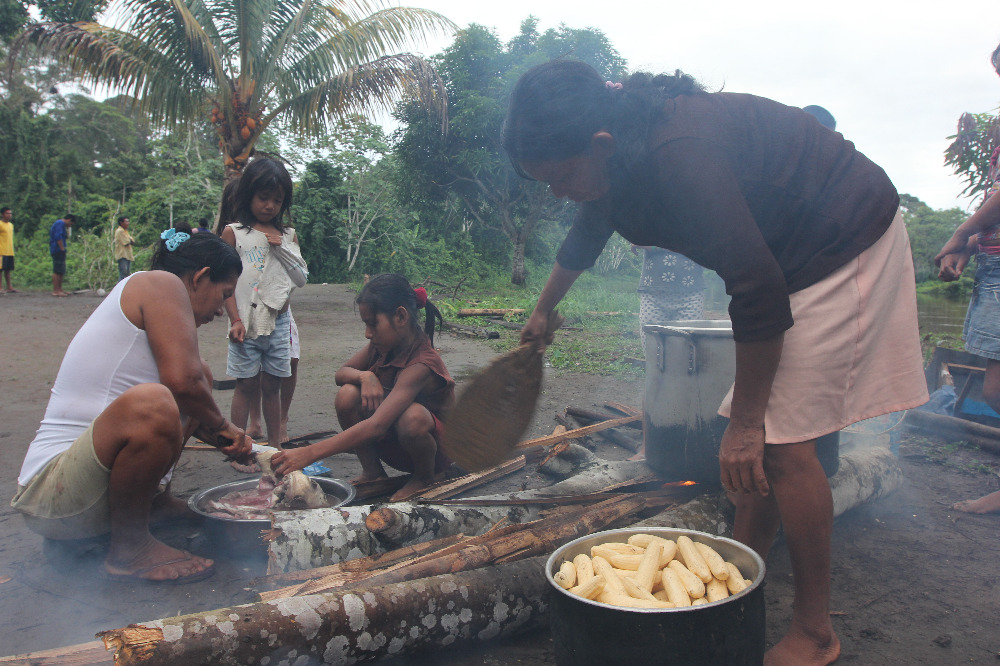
{"left": 416, "top": 456, "right": 526, "bottom": 500}
{"left": 567, "top": 405, "right": 643, "bottom": 430}
{"left": 457, "top": 308, "right": 525, "bottom": 317}
{"left": 254, "top": 533, "right": 469, "bottom": 587}
{"left": 266, "top": 494, "right": 645, "bottom": 600}
{"left": 513, "top": 414, "right": 642, "bottom": 450}
{"left": 0, "top": 641, "right": 113, "bottom": 665}
{"left": 603, "top": 401, "right": 643, "bottom": 417}
{"left": 442, "top": 322, "right": 500, "bottom": 339}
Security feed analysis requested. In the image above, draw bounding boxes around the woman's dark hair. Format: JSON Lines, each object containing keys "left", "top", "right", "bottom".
{"left": 356, "top": 274, "right": 444, "bottom": 346}
{"left": 150, "top": 230, "right": 242, "bottom": 282}
{"left": 233, "top": 158, "right": 293, "bottom": 233}
{"left": 173, "top": 221, "right": 193, "bottom": 234}
{"left": 117, "top": 216, "right": 128, "bottom": 226}
{"left": 214, "top": 178, "right": 240, "bottom": 235}
{"left": 502, "top": 59, "right": 704, "bottom": 176}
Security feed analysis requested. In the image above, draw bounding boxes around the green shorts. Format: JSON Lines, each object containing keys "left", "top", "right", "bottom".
{"left": 10, "top": 423, "right": 113, "bottom": 539}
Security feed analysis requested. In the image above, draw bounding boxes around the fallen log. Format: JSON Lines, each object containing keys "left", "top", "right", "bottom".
{"left": 568, "top": 413, "right": 642, "bottom": 453}
{"left": 256, "top": 533, "right": 469, "bottom": 587}
{"left": 98, "top": 557, "right": 549, "bottom": 666}
{"left": 442, "top": 322, "right": 499, "bottom": 339}
{"left": 604, "top": 401, "right": 642, "bottom": 417}
{"left": 267, "top": 494, "right": 646, "bottom": 601}
{"left": 457, "top": 308, "right": 525, "bottom": 317}
{"left": 267, "top": 501, "right": 545, "bottom": 573}
{"left": 903, "top": 409, "right": 1000, "bottom": 455}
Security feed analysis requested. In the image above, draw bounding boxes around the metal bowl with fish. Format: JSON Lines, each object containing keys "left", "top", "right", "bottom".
{"left": 188, "top": 475, "right": 355, "bottom": 556}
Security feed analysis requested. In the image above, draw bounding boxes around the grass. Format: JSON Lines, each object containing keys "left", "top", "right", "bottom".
{"left": 427, "top": 269, "right": 648, "bottom": 380}
{"left": 898, "top": 435, "right": 999, "bottom": 476}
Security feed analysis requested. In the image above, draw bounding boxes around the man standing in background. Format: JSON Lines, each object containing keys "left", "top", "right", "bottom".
{"left": 49, "top": 213, "right": 74, "bottom": 297}
{"left": 113, "top": 216, "right": 135, "bottom": 281}
{"left": 0, "top": 207, "right": 15, "bottom": 293}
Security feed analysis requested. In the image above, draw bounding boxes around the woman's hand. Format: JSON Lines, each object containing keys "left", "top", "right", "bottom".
{"left": 270, "top": 446, "right": 316, "bottom": 477}
{"left": 719, "top": 419, "right": 770, "bottom": 496}
{"left": 215, "top": 420, "right": 252, "bottom": 462}
{"left": 359, "top": 371, "right": 385, "bottom": 415}
{"left": 228, "top": 320, "right": 246, "bottom": 343}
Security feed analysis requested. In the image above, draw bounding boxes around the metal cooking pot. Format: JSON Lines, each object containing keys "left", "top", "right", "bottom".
{"left": 546, "top": 527, "right": 766, "bottom": 666}
{"left": 187, "top": 477, "right": 355, "bottom": 557}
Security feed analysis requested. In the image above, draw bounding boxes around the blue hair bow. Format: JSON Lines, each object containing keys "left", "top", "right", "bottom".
{"left": 160, "top": 227, "right": 191, "bottom": 251}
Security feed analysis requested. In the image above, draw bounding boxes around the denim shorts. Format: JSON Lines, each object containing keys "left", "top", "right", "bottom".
{"left": 227, "top": 310, "right": 293, "bottom": 378}
{"left": 964, "top": 253, "right": 1000, "bottom": 361}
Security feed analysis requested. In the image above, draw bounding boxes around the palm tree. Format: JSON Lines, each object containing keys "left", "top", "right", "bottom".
{"left": 12, "top": 0, "right": 454, "bottom": 181}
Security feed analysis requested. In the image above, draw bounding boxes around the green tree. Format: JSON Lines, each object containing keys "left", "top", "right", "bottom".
{"left": 13, "top": 0, "right": 454, "bottom": 181}
{"left": 393, "top": 18, "right": 626, "bottom": 285}
{"left": 899, "top": 193, "right": 967, "bottom": 284}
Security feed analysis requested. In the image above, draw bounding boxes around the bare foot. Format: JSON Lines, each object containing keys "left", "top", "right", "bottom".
{"left": 953, "top": 489, "right": 1000, "bottom": 514}
{"left": 105, "top": 536, "right": 213, "bottom": 582}
{"left": 246, "top": 425, "right": 264, "bottom": 440}
{"left": 764, "top": 624, "right": 840, "bottom": 666}
{"left": 389, "top": 476, "right": 432, "bottom": 502}
{"left": 350, "top": 471, "right": 388, "bottom": 485}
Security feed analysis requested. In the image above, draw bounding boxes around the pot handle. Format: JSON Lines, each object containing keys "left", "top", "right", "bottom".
{"left": 654, "top": 326, "right": 697, "bottom": 374}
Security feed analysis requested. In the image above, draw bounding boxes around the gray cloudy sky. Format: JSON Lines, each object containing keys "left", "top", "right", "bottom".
{"left": 402, "top": 0, "right": 1000, "bottom": 212}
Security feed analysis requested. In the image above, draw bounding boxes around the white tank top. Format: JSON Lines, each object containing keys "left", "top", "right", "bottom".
{"left": 18, "top": 273, "right": 160, "bottom": 485}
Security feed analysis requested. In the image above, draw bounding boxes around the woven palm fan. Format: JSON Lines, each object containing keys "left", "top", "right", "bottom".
{"left": 440, "top": 311, "right": 564, "bottom": 472}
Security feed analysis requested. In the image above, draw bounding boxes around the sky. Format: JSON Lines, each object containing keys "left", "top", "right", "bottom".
{"left": 393, "top": 0, "right": 1000, "bottom": 212}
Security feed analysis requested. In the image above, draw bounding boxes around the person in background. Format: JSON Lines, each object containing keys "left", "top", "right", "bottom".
{"left": 49, "top": 213, "right": 74, "bottom": 297}
{"left": 935, "top": 43, "right": 1000, "bottom": 515}
{"left": 270, "top": 274, "right": 453, "bottom": 502}
{"left": 11, "top": 231, "right": 249, "bottom": 583}
{"left": 0, "top": 207, "right": 16, "bottom": 293}
{"left": 802, "top": 105, "right": 837, "bottom": 132}
{"left": 503, "top": 60, "right": 928, "bottom": 665}
{"left": 114, "top": 216, "right": 135, "bottom": 282}
{"left": 194, "top": 218, "right": 212, "bottom": 234}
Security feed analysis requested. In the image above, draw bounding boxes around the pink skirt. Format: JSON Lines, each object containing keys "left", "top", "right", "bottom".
{"left": 718, "top": 208, "right": 929, "bottom": 443}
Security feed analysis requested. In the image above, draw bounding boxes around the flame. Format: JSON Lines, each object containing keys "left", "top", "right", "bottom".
{"left": 660, "top": 480, "right": 698, "bottom": 488}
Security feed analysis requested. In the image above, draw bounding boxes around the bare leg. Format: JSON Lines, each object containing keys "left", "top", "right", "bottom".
{"left": 761, "top": 441, "right": 840, "bottom": 666}
{"left": 2, "top": 269, "right": 11, "bottom": 291}
{"left": 279, "top": 358, "right": 298, "bottom": 444}
{"left": 390, "top": 403, "right": 439, "bottom": 502}
{"left": 92, "top": 384, "right": 213, "bottom": 581}
{"left": 731, "top": 484, "right": 781, "bottom": 559}
{"left": 246, "top": 382, "right": 263, "bottom": 440}
{"left": 230, "top": 374, "right": 260, "bottom": 431}
{"left": 260, "top": 372, "right": 283, "bottom": 449}
{"left": 335, "top": 384, "right": 386, "bottom": 483}
{"left": 952, "top": 361, "right": 1000, "bottom": 514}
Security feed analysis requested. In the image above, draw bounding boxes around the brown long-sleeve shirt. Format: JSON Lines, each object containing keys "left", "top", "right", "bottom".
{"left": 556, "top": 92, "right": 899, "bottom": 342}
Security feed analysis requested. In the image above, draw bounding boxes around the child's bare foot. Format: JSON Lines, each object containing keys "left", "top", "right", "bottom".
{"left": 953, "top": 489, "right": 1000, "bottom": 514}
{"left": 389, "top": 476, "right": 433, "bottom": 502}
{"left": 764, "top": 624, "right": 840, "bottom": 666}
{"left": 246, "top": 425, "right": 264, "bottom": 440}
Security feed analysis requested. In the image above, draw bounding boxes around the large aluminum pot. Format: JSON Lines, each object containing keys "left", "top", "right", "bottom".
{"left": 546, "top": 527, "right": 766, "bottom": 666}
{"left": 187, "top": 477, "right": 355, "bottom": 556}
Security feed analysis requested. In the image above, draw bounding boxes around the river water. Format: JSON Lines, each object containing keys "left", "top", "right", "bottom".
{"left": 705, "top": 276, "right": 968, "bottom": 340}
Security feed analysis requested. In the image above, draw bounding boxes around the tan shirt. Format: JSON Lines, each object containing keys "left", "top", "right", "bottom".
{"left": 113, "top": 226, "right": 134, "bottom": 261}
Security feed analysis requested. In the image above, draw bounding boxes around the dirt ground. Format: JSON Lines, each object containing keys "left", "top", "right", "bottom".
{"left": 1, "top": 284, "right": 999, "bottom": 664}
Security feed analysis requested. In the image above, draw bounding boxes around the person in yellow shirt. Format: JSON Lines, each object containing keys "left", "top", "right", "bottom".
{"left": 113, "top": 216, "right": 135, "bottom": 282}
{"left": 0, "top": 207, "right": 15, "bottom": 293}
